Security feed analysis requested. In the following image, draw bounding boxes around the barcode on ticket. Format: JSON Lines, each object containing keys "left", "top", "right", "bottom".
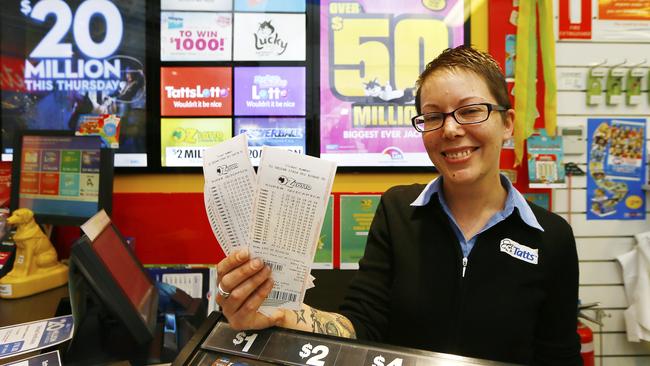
{"left": 268, "top": 290, "right": 297, "bottom": 302}
{"left": 265, "top": 261, "right": 284, "bottom": 272}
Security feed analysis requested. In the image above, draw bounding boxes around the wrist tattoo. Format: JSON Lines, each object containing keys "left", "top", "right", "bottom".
{"left": 293, "top": 309, "right": 307, "bottom": 324}
{"left": 308, "top": 308, "right": 356, "bottom": 339}
{"left": 335, "top": 315, "right": 355, "bottom": 337}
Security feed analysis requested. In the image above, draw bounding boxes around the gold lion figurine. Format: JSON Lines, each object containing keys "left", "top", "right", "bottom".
{"left": 0, "top": 208, "right": 68, "bottom": 298}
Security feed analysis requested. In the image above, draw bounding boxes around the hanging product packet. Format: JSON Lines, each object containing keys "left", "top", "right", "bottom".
{"left": 586, "top": 67, "right": 606, "bottom": 105}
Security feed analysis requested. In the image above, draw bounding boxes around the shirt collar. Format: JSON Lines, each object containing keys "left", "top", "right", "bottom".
{"left": 410, "top": 174, "right": 544, "bottom": 232}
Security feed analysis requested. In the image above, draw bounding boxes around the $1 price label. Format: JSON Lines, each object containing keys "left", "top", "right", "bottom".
{"left": 202, "top": 323, "right": 270, "bottom": 357}
{"left": 228, "top": 330, "right": 269, "bottom": 356}
{"left": 232, "top": 331, "right": 258, "bottom": 352}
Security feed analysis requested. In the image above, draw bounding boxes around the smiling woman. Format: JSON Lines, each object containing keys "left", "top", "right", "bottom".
{"left": 213, "top": 46, "right": 582, "bottom": 366}
{"left": 418, "top": 68, "right": 513, "bottom": 195}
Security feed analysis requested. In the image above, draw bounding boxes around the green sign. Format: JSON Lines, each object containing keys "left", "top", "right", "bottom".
{"left": 340, "top": 195, "right": 380, "bottom": 269}
{"left": 313, "top": 195, "right": 333, "bottom": 269}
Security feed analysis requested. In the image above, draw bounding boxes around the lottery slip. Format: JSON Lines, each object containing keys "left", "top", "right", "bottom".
{"left": 203, "top": 134, "right": 257, "bottom": 256}
{"left": 203, "top": 138, "right": 335, "bottom": 316}
{"left": 250, "top": 148, "right": 336, "bottom": 314}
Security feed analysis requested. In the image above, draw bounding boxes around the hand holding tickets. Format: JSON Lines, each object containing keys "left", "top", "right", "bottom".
{"left": 203, "top": 135, "right": 336, "bottom": 324}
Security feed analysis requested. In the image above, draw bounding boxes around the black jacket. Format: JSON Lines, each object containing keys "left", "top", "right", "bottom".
{"left": 340, "top": 184, "right": 582, "bottom": 365}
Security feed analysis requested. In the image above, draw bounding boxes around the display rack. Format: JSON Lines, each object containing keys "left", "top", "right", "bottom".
{"left": 173, "top": 312, "right": 517, "bottom": 366}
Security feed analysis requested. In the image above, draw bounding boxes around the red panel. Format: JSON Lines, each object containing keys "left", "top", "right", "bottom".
{"left": 93, "top": 225, "right": 153, "bottom": 314}
{"left": 558, "top": 0, "right": 592, "bottom": 39}
{"left": 111, "top": 192, "right": 224, "bottom": 264}
{"left": 0, "top": 162, "right": 10, "bottom": 207}
{"left": 487, "top": 0, "right": 517, "bottom": 72}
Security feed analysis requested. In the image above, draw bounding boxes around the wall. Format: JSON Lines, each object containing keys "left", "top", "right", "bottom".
{"left": 553, "top": 1, "right": 650, "bottom": 364}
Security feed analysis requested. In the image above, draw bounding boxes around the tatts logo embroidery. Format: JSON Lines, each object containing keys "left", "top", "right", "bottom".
{"left": 500, "top": 238, "right": 538, "bottom": 264}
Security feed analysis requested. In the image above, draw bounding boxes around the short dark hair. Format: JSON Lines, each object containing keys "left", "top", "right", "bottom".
{"left": 415, "top": 45, "right": 511, "bottom": 115}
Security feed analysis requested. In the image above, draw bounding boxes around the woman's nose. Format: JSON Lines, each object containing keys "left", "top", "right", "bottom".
{"left": 441, "top": 114, "right": 464, "bottom": 138}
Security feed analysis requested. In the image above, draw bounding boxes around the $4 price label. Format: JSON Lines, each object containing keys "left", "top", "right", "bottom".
{"left": 370, "top": 354, "right": 405, "bottom": 366}
{"left": 365, "top": 350, "right": 415, "bottom": 366}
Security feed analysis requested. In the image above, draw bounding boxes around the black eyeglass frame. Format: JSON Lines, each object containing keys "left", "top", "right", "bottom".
{"left": 411, "top": 103, "right": 509, "bottom": 132}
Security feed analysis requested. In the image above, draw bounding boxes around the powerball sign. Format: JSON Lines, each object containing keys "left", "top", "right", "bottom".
{"left": 319, "top": 0, "right": 464, "bottom": 167}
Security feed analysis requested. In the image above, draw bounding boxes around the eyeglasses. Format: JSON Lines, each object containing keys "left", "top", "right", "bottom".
{"left": 411, "top": 103, "right": 508, "bottom": 132}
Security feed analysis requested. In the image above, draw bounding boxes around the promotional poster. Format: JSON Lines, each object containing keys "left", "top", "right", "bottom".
{"left": 0, "top": 316, "right": 73, "bottom": 360}
{"left": 160, "top": 67, "right": 232, "bottom": 116}
{"left": 234, "top": 117, "right": 306, "bottom": 166}
{"left": 233, "top": 13, "right": 306, "bottom": 61}
{"left": 320, "top": 0, "right": 465, "bottom": 167}
{"left": 587, "top": 118, "right": 647, "bottom": 220}
{"left": 161, "top": 12, "right": 233, "bottom": 61}
{"left": 558, "top": 0, "right": 650, "bottom": 41}
{"left": 339, "top": 195, "right": 380, "bottom": 269}
{"left": 313, "top": 195, "right": 333, "bottom": 269}
{"left": 161, "top": 118, "right": 232, "bottom": 167}
{"left": 234, "top": 0, "right": 305, "bottom": 12}
{"left": 161, "top": 0, "right": 232, "bottom": 11}
{"left": 234, "top": 67, "right": 306, "bottom": 116}
{"left": 0, "top": 0, "right": 148, "bottom": 166}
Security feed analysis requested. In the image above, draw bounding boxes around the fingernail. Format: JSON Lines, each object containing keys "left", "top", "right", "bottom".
{"left": 236, "top": 249, "right": 249, "bottom": 261}
{"left": 251, "top": 258, "right": 262, "bottom": 269}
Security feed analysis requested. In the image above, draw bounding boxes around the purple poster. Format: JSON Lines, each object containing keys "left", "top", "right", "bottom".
{"left": 320, "top": 0, "right": 465, "bottom": 167}
{"left": 234, "top": 67, "right": 306, "bottom": 116}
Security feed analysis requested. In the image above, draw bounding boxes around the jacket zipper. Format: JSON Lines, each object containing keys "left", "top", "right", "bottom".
{"left": 462, "top": 257, "right": 468, "bottom": 277}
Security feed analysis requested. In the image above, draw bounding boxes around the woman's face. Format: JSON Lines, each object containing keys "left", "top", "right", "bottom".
{"left": 419, "top": 68, "right": 514, "bottom": 187}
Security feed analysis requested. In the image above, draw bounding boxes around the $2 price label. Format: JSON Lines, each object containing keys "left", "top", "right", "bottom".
{"left": 298, "top": 343, "right": 332, "bottom": 366}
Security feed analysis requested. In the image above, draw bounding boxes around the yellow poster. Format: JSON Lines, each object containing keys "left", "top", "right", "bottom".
{"left": 160, "top": 118, "right": 232, "bottom": 167}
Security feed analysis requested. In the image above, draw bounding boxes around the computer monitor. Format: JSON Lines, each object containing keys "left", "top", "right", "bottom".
{"left": 10, "top": 130, "right": 113, "bottom": 226}
{"left": 69, "top": 211, "right": 158, "bottom": 346}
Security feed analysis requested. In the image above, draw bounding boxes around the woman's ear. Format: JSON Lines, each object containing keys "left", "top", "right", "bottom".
{"left": 502, "top": 108, "right": 515, "bottom": 140}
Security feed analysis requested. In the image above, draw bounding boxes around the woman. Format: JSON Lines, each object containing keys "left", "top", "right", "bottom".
{"left": 215, "top": 46, "right": 581, "bottom": 365}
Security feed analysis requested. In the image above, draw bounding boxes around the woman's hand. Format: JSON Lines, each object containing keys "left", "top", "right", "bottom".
{"left": 216, "top": 249, "right": 285, "bottom": 330}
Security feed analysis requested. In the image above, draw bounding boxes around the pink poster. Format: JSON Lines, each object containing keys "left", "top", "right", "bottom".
{"left": 320, "top": 0, "right": 465, "bottom": 167}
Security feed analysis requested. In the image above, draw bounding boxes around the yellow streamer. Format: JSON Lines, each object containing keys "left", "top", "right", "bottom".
{"left": 512, "top": 0, "right": 558, "bottom": 165}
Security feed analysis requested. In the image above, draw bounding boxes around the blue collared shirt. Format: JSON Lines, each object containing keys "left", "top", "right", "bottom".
{"left": 410, "top": 174, "right": 544, "bottom": 258}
